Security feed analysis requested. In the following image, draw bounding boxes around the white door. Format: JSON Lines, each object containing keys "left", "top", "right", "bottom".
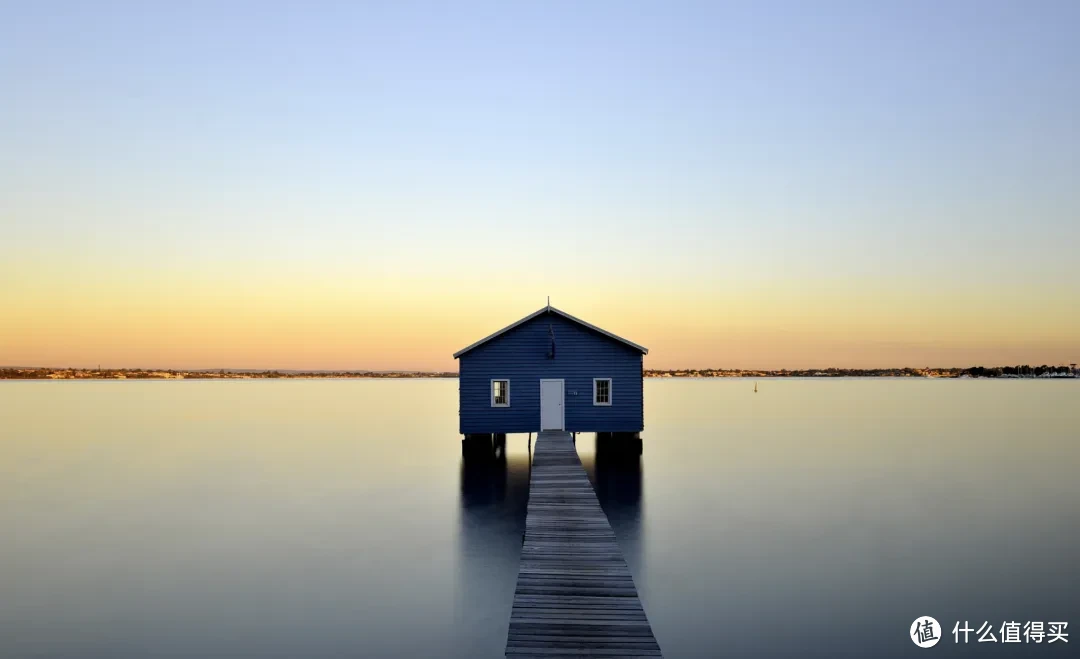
{"left": 540, "top": 379, "right": 564, "bottom": 430}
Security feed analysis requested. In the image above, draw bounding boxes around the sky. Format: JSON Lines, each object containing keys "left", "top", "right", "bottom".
{"left": 2, "top": 0, "right": 1078, "bottom": 371}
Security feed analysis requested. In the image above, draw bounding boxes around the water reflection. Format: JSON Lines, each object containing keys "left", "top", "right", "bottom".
{"left": 579, "top": 433, "right": 646, "bottom": 583}
{"left": 460, "top": 443, "right": 507, "bottom": 507}
{"left": 590, "top": 433, "right": 644, "bottom": 507}
{"left": 453, "top": 436, "right": 531, "bottom": 658}
{"left": 6, "top": 381, "right": 1076, "bottom": 659}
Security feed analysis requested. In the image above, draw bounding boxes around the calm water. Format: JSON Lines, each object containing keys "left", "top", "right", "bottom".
{"left": 2, "top": 379, "right": 1077, "bottom": 658}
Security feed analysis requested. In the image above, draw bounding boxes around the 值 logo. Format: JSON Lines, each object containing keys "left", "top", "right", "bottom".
{"left": 912, "top": 617, "right": 942, "bottom": 648}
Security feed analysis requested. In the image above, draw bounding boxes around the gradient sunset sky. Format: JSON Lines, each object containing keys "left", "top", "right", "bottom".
{"left": 3, "top": 1, "right": 1078, "bottom": 371}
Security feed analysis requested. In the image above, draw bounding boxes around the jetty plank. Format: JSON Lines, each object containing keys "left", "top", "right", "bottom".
{"left": 505, "top": 431, "right": 661, "bottom": 658}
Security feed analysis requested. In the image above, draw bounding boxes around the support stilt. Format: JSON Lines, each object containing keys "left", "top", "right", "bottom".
{"left": 462, "top": 433, "right": 494, "bottom": 459}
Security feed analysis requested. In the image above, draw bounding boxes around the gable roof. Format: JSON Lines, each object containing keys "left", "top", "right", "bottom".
{"left": 453, "top": 306, "right": 648, "bottom": 359}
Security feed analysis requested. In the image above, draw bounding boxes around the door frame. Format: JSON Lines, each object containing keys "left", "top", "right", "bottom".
{"left": 539, "top": 378, "right": 565, "bottom": 430}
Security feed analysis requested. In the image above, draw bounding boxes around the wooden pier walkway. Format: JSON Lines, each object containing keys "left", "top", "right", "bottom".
{"left": 505, "top": 430, "right": 661, "bottom": 658}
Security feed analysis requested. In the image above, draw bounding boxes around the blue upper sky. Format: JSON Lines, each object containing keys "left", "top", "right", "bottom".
{"left": 6, "top": 0, "right": 1078, "bottom": 263}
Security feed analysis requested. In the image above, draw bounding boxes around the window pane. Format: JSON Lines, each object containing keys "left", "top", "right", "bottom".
{"left": 596, "top": 379, "right": 609, "bottom": 403}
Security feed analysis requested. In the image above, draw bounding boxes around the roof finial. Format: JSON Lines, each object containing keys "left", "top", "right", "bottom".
{"left": 547, "top": 295, "right": 550, "bottom": 310}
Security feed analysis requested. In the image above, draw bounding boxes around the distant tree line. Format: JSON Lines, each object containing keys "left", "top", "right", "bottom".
{"left": 644, "top": 367, "right": 948, "bottom": 377}
{"left": 0, "top": 368, "right": 458, "bottom": 379}
{"left": 2, "top": 366, "right": 1076, "bottom": 380}
{"left": 966, "top": 365, "right": 1074, "bottom": 377}
{"left": 0, "top": 368, "right": 49, "bottom": 379}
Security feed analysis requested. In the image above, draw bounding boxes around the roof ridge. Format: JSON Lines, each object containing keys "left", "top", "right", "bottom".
{"left": 452, "top": 306, "right": 648, "bottom": 358}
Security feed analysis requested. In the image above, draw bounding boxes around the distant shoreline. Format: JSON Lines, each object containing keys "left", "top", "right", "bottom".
{"left": 2, "top": 366, "right": 1075, "bottom": 380}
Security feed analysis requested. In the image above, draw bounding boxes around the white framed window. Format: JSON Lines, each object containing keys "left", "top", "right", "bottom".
{"left": 491, "top": 379, "right": 510, "bottom": 407}
{"left": 593, "top": 378, "right": 611, "bottom": 406}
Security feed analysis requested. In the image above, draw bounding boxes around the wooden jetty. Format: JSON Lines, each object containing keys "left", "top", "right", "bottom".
{"left": 505, "top": 430, "right": 661, "bottom": 658}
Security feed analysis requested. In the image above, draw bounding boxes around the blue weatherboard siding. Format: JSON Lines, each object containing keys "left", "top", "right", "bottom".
{"left": 457, "top": 310, "right": 643, "bottom": 434}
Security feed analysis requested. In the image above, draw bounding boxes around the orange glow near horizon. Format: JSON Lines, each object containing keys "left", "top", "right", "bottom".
{"left": 3, "top": 256, "right": 1077, "bottom": 371}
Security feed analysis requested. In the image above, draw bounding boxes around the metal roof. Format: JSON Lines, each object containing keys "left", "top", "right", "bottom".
{"left": 452, "top": 305, "right": 648, "bottom": 359}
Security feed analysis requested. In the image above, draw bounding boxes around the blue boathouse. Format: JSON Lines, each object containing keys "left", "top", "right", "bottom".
{"left": 454, "top": 305, "right": 647, "bottom": 441}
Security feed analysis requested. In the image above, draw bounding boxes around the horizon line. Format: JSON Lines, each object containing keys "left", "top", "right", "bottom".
{"left": 4, "top": 363, "right": 1078, "bottom": 373}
